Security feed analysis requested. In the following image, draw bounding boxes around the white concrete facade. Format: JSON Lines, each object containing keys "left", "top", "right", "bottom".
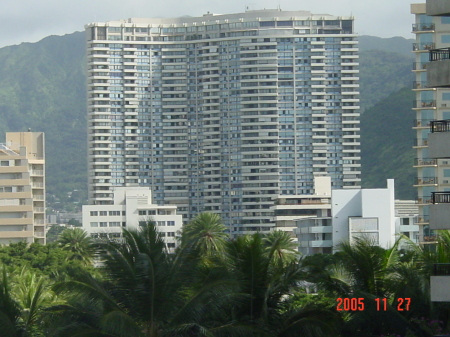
{"left": 82, "top": 187, "right": 182, "bottom": 251}
{"left": 85, "top": 9, "right": 361, "bottom": 234}
{"left": 332, "top": 179, "right": 396, "bottom": 249}
{"left": 291, "top": 179, "right": 419, "bottom": 255}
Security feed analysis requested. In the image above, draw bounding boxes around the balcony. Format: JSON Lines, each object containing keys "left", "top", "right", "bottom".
{"left": 431, "top": 263, "right": 450, "bottom": 302}
{"left": 427, "top": 48, "right": 450, "bottom": 87}
{"left": 414, "top": 100, "right": 436, "bottom": 108}
{"left": 415, "top": 177, "right": 438, "bottom": 186}
{"left": 413, "top": 42, "right": 436, "bottom": 51}
{"left": 415, "top": 215, "right": 430, "bottom": 225}
{"left": 414, "top": 158, "right": 437, "bottom": 167}
{"left": 428, "top": 120, "right": 450, "bottom": 158}
{"left": 416, "top": 195, "right": 433, "bottom": 204}
{"left": 414, "top": 138, "right": 428, "bottom": 148}
{"left": 413, "top": 62, "right": 428, "bottom": 71}
{"left": 414, "top": 119, "right": 433, "bottom": 128}
{"left": 412, "top": 23, "right": 435, "bottom": 32}
{"left": 430, "top": 192, "right": 450, "bottom": 230}
{"left": 413, "top": 81, "right": 428, "bottom": 89}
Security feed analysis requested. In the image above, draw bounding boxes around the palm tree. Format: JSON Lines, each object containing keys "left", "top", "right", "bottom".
{"left": 318, "top": 237, "right": 430, "bottom": 337}
{"left": 263, "top": 230, "right": 299, "bottom": 268}
{"left": 11, "top": 267, "right": 60, "bottom": 336}
{"left": 180, "top": 212, "right": 229, "bottom": 266}
{"left": 0, "top": 268, "right": 22, "bottom": 337}
{"left": 226, "top": 233, "right": 339, "bottom": 336}
{"left": 57, "top": 228, "right": 94, "bottom": 265}
{"left": 50, "top": 222, "right": 250, "bottom": 337}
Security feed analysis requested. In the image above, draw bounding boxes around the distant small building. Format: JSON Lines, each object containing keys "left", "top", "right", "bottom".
{"left": 82, "top": 187, "right": 182, "bottom": 251}
{"left": 271, "top": 176, "right": 332, "bottom": 244}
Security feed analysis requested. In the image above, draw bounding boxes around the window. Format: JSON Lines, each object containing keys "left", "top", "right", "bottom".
{"left": 444, "top": 169, "right": 450, "bottom": 177}
{"left": 90, "top": 211, "right": 98, "bottom": 216}
{"left": 157, "top": 221, "right": 165, "bottom": 226}
{"left": 109, "top": 222, "right": 121, "bottom": 227}
{"left": 100, "top": 211, "right": 107, "bottom": 216}
{"left": 167, "top": 221, "right": 175, "bottom": 226}
{"left": 167, "top": 243, "right": 176, "bottom": 248}
{"left": 109, "top": 211, "right": 121, "bottom": 216}
{"left": 442, "top": 17, "right": 450, "bottom": 24}
{"left": 167, "top": 232, "right": 175, "bottom": 237}
{"left": 90, "top": 222, "right": 98, "bottom": 227}
{"left": 139, "top": 210, "right": 147, "bottom": 215}
{"left": 100, "top": 222, "right": 107, "bottom": 227}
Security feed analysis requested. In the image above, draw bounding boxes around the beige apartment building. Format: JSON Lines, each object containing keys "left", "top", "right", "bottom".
{"left": 0, "top": 132, "right": 45, "bottom": 244}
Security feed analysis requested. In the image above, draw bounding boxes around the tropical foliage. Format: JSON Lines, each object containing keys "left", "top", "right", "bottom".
{"left": 0, "top": 216, "right": 449, "bottom": 336}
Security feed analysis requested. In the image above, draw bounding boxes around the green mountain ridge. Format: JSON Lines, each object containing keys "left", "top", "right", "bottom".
{"left": 0, "top": 32, "right": 416, "bottom": 209}
{"left": 361, "top": 87, "right": 415, "bottom": 199}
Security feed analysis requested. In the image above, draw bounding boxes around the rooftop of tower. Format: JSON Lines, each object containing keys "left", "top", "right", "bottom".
{"left": 86, "top": 9, "right": 353, "bottom": 28}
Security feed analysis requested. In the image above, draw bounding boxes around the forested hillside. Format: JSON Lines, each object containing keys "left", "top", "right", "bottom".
{"left": 0, "top": 32, "right": 86, "bottom": 211}
{"left": 0, "top": 32, "right": 416, "bottom": 209}
{"left": 360, "top": 87, "right": 415, "bottom": 199}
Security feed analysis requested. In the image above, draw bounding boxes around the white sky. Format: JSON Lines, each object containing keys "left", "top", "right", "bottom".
{"left": 1, "top": 0, "right": 417, "bottom": 48}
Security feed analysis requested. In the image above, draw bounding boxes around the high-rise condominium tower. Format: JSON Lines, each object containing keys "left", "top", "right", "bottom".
{"left": 86, "top": 9, "right": 360, "bottom": 233}
{"left": 411, "top": 3, "right": 450, "bottom": 245}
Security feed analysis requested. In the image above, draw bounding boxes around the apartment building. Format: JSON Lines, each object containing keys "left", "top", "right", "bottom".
{"left": 271, "top": 176, "right": 331, "bottom": 242}
{"left": 82, "top": 187, "right": 182, "bottom": 251}
{"left": 86, "top": 9, "right": 360, "bottom": 233}
{"left": 411, "top": 3, "right": 450, "bottom": 244}
{"left": 411, "top": 0, "right": 450, "bottom": 302}
{"left": 273, "top": 179, "right": 418, "bottom": 255}
{"left": 0, "top": 132, "right": 45, "bottom": 244}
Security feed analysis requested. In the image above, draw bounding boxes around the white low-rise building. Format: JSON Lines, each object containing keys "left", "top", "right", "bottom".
{"left": 279, "top": 179, "right": 420, "bottom": 255}
{"left": 82, "top": 187, "right": 182, "bottom": 251}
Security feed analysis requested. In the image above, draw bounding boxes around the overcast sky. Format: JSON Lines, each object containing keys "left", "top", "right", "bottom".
{"left": 1, "top": 0, "right": 416, "bottom": 48}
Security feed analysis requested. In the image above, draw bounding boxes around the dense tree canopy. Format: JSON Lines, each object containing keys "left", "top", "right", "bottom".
{"left": 0, "top": 215, "right": 448, "bottom": 336}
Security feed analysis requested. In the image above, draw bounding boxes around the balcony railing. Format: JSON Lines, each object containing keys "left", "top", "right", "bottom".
{"left": 416, "top": 177, "right": 438, "bottom": 185}
{"left": 416, "top": 195, "right": 432, "bottom": 204}
{"left": 422, "top": 236, "right": 436, "bottom": 242}
{"left": 433, "top": 263, "right": 450, "bottom": 276}
{"left": 413, "top": 62, "right": 428, "bottom": 70}
{"left": 412, "top": 23, "right": 435, "bottom": 32}
{"left": 432, "top": 191, "right": 450, "bottom": 204}
{"left": 414, "top": 100, "right": 436, "bottom": 108}
{"left": 414, "top": 119, "right": 433, "bottom": 127}
{"left": 430, "top": 47, "right": 450, "bottom": 62}
{"left": 413, "top": 43, "right": 436, "bottom": 51}
{"left": 414, "top": 138, "right": 428, "bottom": 147}
{"left": 413, "top": 81, "right": 428, "bottom": 89}
{"left": 431, "top": 119, "right": 450, "bottom": 133}
{"left": 414, "top": 158, "right": 437, "bottom": 166}
{"left": 34, "top": 232, "right": 45, "bottom": 238}
{"left": 415, "top": 215, "right": 430, "bottom": 224}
